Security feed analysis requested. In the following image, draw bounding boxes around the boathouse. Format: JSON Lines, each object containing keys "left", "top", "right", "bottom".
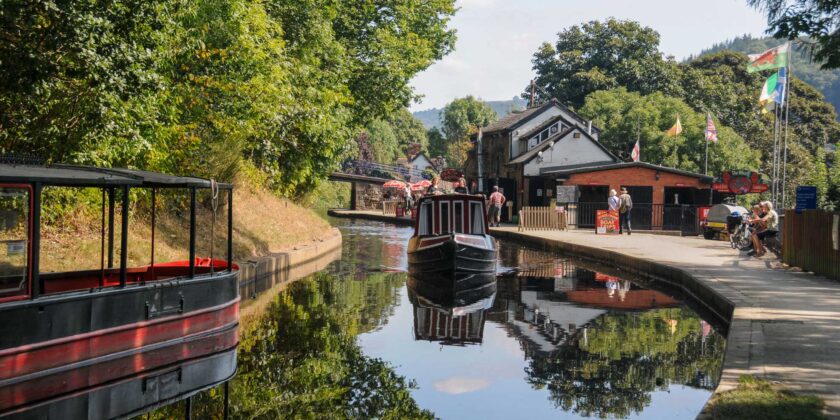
{"left": 465, "top": 99, "right": 718, "bottom": 230}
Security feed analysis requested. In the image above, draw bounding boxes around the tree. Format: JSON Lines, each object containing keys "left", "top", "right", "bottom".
{"left": 388, "top": 109, "right": 429, "bottom": 155}
{"left": 529, "top": 18, "right": 683, "bottom": 109}
{"left": 805, "top": 147, "right": 830, "bottom": 208}
{"left": 747, "top": 0, "right": 840, "bottom": 69}
{"left": 440, "top": 96, "right": 497, "bottom": 141}
{"left": 579, "top": 88, "right": 761, "bottom": 174}
{"left": 427, "top": 127, "right": 446, "bottom": 158}
{"left": 365, "top": 119, "right": 400, "bottom": 163}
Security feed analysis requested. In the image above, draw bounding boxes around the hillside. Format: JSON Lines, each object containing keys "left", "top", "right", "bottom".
{"left": 693, "top": 35, "right": 840, "bottom": 118}
{"left": 413, "top": 96, "right": 528, "bottom": 128}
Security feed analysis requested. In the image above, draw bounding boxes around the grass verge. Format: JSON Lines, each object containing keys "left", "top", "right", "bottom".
{"left": 704, "top": 375, "right": 825, "bottom": 420}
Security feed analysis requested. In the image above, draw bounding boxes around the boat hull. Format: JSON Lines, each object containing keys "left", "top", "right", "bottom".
{"left": 407, "top": 272, "right": 497, "bottom": 306}
{"left": 407, "top": 235, "right": 497, "bottom": 274}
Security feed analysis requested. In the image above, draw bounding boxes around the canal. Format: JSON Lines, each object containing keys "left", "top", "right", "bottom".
{"left": 148, "top": 218, "right": 726, "bottom": 419}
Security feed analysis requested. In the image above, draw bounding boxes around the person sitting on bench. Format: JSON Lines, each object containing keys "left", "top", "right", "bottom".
{"left": 750, "top": 201, "right": 778, "bottom": 257}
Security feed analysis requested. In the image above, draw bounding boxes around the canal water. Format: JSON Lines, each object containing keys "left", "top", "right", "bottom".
{"left": 149, "top": 218, "right": 726, "bottom": 419}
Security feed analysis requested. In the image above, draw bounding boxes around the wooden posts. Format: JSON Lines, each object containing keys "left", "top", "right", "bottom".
{"left": 108, "top": 187, "right": 115, "bottom": 269}
{"left": 227, "top": 188, "right": 233, "bottom": 273}
{"left": 518, "top": 206, "right": 568, "bottom": 231}
{"left": 189, "top": 187, "right": 196, "bottom": 278}
{"left": 31, "top": 182, "right": 41, "bottom": 299}
{"left": 119, "top": 185, "right": 129, "bottom": 287}
{"left": 784, "top": 209, "right": 840, "bottom": 281}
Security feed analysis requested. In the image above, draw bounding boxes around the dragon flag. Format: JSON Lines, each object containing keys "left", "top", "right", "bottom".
{"left": 705, "top": 113, "right": 718, "bottom": 142}
{"left": 747, "top": 42, "right": 789, "bottom": 73}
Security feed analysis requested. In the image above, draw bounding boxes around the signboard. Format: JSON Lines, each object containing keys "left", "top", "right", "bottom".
{"left": 595, "top": 210, "right": 620, "bottom": 235}
{"left": 556, "top": 185, "right": 579, "bottom": 203}
{"left": 795, "top": 186, "right": 818, "bottom": 213}
{"left": 439, "top": 168, "right": 463, "bottom": 182}
{"left": 712, "top": 171, "right": 769, "bottom": 194}
{"left": 6, "top": 241, "right": 25, "bottom": 255}
{"left": 698, "top": 206, "right": 711, "bottom": 222}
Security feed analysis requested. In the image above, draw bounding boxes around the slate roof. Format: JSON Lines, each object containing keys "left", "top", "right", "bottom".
{"left": 480, "top": 99, "right": 600, "bottom": 136}
{"left": 506, "top": 127, "right": 619, "bottom": 166}
{"left": 541, "top": 161, "right": 714, "bottom": 182}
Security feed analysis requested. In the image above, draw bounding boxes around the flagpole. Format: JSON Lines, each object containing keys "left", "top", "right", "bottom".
{"left": 704, "top": 112, "right": 709, "bottom": 175}
{"left": 771, "top": 91, "right": 779, "bottom": 206}
{"left": 781, "top": 45, "right": 791, "bottom": 209}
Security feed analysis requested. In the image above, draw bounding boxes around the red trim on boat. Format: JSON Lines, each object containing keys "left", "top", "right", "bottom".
{"left": 0, "top": 326, "right": 238, "bottom": 411}
{"left": 0, "top": 299, "right": 239, "bottom": 380}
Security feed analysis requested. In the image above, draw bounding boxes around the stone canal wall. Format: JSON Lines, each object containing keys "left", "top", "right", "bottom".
{"left": 236, "top": 227, "right": 343, "bottom": 302}
{"left": 327, "top": 209, "right": 415, "bottom": 226}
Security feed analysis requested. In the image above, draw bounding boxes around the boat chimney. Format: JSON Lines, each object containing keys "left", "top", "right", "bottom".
{"left": 587, "top": 121, "right": 592, "bottom": 135}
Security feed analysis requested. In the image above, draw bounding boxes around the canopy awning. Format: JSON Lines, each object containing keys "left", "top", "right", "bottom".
{"left": 0, "top": 164, "right": 141, "bottom": 187}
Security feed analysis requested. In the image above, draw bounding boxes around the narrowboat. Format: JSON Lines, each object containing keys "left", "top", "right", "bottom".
{"left": 0, "top": 163, "right": 239, "bottom": 416}
{"left": 407, "top": 194, "right": 497, "bottom": 274}
{"left": 407, "top": 274, "right": 496, "bottom": 346}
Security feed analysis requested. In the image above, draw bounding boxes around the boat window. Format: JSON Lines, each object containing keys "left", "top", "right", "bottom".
{"left": 419, "top": 201, "right": 433, "bottom": 235}
{"left": 0, "top": 187, "right": 29, "bottom": 299}
{"left": 440, "top": 201, "right": 450, "bottom": 234}
{"left": 471, "top": 202, "right": 484, "bottom": 234}
{"left": 453, "top": 201, "right": 463, "bottom": 233}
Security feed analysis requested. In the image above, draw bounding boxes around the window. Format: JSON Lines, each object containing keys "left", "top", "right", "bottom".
{"left": 440, "top": 201, "right": 450, "bottom": 234}
{"left": 453, "top": 202, "right": 463, "bottom": 233}
{"left": 419, "top": 202, "right": 433, "bottom": 235}
{"left": 0, "top": 187, "right": 29, "bottom": 300}
{"left": 471, "top": 202, "right": 484, "bottom": 234}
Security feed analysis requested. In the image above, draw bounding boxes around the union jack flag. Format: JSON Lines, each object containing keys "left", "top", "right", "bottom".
{"left": 704, "top": 113, "right": 718, "bottom": 142}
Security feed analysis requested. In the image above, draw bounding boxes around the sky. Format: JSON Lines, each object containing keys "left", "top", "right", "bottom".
{"left": 409, "top": 0, "right": 770, "bottom": 111}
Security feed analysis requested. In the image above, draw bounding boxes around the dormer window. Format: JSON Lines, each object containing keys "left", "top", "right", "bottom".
{"left": 527, "top": 121, "right": 566, "bottom": 151}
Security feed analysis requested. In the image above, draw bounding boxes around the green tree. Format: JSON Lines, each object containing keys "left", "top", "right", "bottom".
{"left": 365, "top": 119, "right": 401, "bottom": 163}
{"left": 440, "top": 96, "right": 497, "bottom": 140}
{"left": 805, "top": 147, "right": 830, "bottom": 208}
{"left": 747, "top": 0, "right": 840, "bottom": 69}
{"left": 829, "top": 147, "right": 840, "bottom": 209}
{"left": 388, "top": 109, "right": 429, "bottom": 155}
{"left": 427, "top": 127, "right": 446, "bottom": 158}
{"left": 529, "top": 18, "right": 683, "bottom": 109}
{"left": 579, "top": 88, "right": 760, "bottom": 174}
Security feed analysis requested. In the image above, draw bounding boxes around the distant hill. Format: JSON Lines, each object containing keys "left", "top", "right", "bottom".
{"left": 692, "top": 35, "right": 840, "bottom": 118}
{"left": 413, "top": 96, "right": 528, "bottom": 129}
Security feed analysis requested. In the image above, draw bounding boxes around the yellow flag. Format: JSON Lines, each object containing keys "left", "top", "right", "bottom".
{"left": 666, "top": 114, "right": 683, "bottom": 137}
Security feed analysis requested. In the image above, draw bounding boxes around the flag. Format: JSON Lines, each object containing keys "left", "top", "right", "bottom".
{"left": 759, "top": 72, "right": 778, "bottom": 106}
{"left": 630, "top": 139, "right": 640, "bottom": 162}
{"left": 666, "top": 114, "right": 683, "bottom": 137}
{"left": 705, "top": 113, "right": 718, "bottom": 142}
{"left": 774, "top": 67, "right": 787, "bottom": 106}
{"left": 747, "top": 42, "right": 789, "bottom": 73}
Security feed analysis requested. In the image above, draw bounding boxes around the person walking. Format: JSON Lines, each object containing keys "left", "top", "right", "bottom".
{"left": 608, "top": 189, "right": 620, "bottom": 213}
{"left": 487, "top": 186, "right": 506, "bottom": 227}
{"left": 618, "top": 187, "right": 633, "bottom": 235}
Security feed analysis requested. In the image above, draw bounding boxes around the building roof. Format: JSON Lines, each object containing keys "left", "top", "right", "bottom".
{"left": 409, "top": 152, "right": 432, "bottom": 164}
{"left": 541, "top": 161, "right": 715, "bottom": 182}
{"left": 480, "top": 99, "right": 599, "bottom": 136}
{"left": 507, "top": 127, "right": 619, "bottom": 166}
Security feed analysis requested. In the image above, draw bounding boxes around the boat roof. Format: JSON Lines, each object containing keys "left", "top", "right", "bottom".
{"left": 416, "top": 193, "right": 485, "bottom": 204}
{"left": 0, "top": 164, "right": 231, "bottom": 189}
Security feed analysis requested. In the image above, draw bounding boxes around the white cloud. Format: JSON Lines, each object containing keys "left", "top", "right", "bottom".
{"left": 433, "top": 377, "right": 491, "bottom": 394}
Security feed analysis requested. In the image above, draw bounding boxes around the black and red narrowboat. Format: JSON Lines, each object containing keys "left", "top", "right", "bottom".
{"left": 407, "top": 194, "right": 497, "bottom": 274}
{"left": 407, "top": 274, "right": 496, "bottom": 346}
{"left": 0, "top": 163, "right": 239, "bottom": 416}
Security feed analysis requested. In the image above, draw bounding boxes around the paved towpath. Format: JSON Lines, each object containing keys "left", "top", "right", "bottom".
{"left": 491, "top": 226, "right": 840, "bottom": 418}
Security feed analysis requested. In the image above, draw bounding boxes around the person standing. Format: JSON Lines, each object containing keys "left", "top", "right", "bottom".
{"left": 487, "top": 186, "right": 506, "bottom": 227}
{"left": 425, "top": 176, "right": 443, "bottom": 196}
{"left": 608, "top": 189, "right": 620, "bottom": 212}
{"left": 618, "top": 187, "right": 633, "bottom": 235}
{"left": 454, "top": 177, "right": 469, "bottom": 194}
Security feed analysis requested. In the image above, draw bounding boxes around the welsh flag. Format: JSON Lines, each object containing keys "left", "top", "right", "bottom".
{"left": 747, "top": 42, "right": 789, "bottom": 73}
{"left": 705, "top": 113, "right": 718, "bottom": 142}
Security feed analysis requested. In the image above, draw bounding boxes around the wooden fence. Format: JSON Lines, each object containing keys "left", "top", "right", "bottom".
{"left": 382, "top": 200, "right": 400, "bottom": 216}
{"left": 783, "top": 209, "right": 840, "bottom": 281}
{"left": 518, "top": 206, "right": 567, "bottom": 231}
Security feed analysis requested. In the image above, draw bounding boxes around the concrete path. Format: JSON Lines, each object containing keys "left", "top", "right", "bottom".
{"left": 491, "top": 226, "right": 840, "bottom": 418}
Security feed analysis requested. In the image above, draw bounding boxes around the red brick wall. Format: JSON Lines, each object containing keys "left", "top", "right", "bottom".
{"left": 564, "top": 167, "right": 708, "bottom": 204}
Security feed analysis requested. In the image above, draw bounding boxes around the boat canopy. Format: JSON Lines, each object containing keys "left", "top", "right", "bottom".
{"left": 0, "top": 163, "right": 232, "bottom": 189}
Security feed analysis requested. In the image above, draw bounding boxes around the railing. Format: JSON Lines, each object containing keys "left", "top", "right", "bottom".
{"left": 784, "top": 209, "right": 840, "bottom": 281}
{"left": 518, "top": 206, "right": 567, "bottom": 231}
{"left": 382, "top": 200, "right": 401, "bottom": 216}
{"left": 555, "top": 202, "right": 701, "bottom": 235}
{"left": 340, "top": 160, "right": 429, "bottom": 181}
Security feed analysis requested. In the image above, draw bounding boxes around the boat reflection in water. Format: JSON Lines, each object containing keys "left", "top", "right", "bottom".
{"left": 1, "top": 345, "right": 236, "bottom": 419}
{"left": 407, "top": 272, "right": 496, "bottom": 346}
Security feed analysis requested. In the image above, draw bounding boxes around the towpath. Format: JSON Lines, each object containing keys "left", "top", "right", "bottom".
{"left": 491, "top": 226, "right": 840, "bottom": 418}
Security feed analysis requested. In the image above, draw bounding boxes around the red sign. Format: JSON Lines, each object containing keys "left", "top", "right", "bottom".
{"left": 596, "top": 210, "right": 620, "bottom": 235}
{"left": 712, "top": 171, "right": 769, "bottom": 194}
{"left": 698, "top": 206, "right": 711, "bottom": 221}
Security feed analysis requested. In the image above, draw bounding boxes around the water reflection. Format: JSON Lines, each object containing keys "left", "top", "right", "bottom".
{"left": 142, "top": 219, "right": 724, "bottom": 419}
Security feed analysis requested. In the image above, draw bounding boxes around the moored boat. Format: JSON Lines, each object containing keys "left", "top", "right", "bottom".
{"left": 407, "top": 194, "right": 497, "bottom": 274}
{"left": 0, "top": 164, "right": 239, "bottom": 416}
{"left": 407, "top": 274, "right": 496, "bottom": 346}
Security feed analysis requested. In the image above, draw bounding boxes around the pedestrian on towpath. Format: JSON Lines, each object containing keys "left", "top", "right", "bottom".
{"left": 618, "top": 187, "right": 632, "bottom": 235}
{"left": 487, "top": 186, "right": 506, "bottom": 227}
{"left": 608, "top": 189, "right": 620, "bottom": 213}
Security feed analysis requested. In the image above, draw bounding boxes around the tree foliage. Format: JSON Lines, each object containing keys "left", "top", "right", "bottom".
{"left": 530, "top": 19, "right": 683, "bottom": 109}
{"left": 0, "top": 0, "right": 456, "bottom": 197}
{"left": 747, "top": 0, "right": 840, "bottom": 69}
{"left": 438, "top": 96, "right": 497, "bottom": 168}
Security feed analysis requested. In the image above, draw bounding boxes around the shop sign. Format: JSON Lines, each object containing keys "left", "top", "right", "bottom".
{"left": 439, "top": 168, "right": 463, "bottom": 182}
{"left": 712, "top": 171, "right": 769, "bottom": 194}
{"left": 596, "top": 210, "right": 619, "bottom": 235}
